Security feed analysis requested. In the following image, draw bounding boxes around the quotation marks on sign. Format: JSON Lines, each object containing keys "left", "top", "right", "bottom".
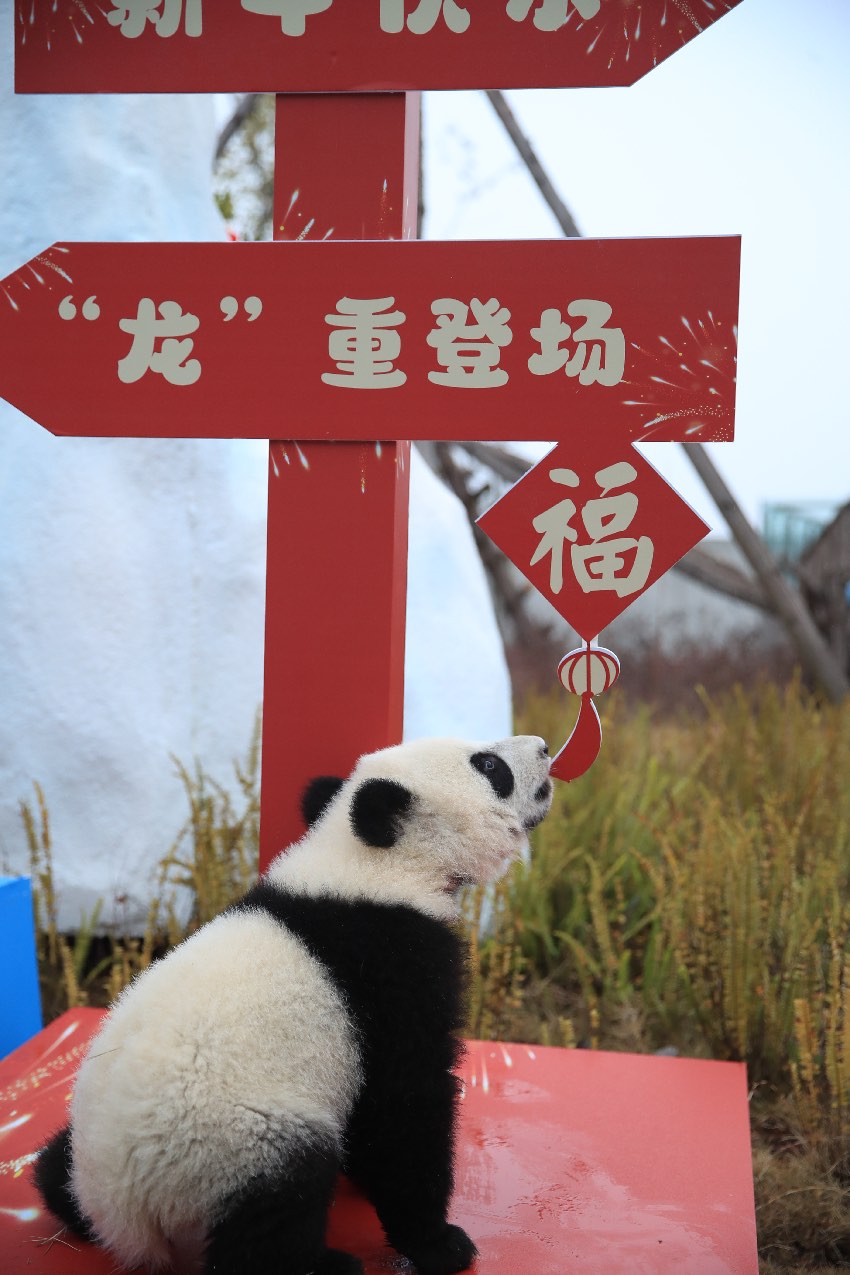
{"left": 322, "top": 295, "right": 625, "bottom": 389}
{"left": 220, "top": 296, "right": 264, "bottom": 321}
{"left": 106, "top": 0, "right": 602, "bottom": 39}
{"left": 530, "top": 461, "right": 654, "bottom": 598}
{"left": 58, "top": 296, "right": 266, "bottom": 387}
{"left": 58, "top": 296, "right": 101, "bottom": 321}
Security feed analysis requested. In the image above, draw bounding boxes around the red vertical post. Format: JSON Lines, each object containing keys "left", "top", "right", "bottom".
{"left": 259, "top": 93, "right": 420, "bottom": 869}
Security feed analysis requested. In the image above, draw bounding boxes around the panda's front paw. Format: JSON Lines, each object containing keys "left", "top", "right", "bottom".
{"left": 395, "top": 1223, "right": 477, "bottom": 1275}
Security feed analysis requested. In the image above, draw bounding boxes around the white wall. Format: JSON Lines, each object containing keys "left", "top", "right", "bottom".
{"left": 0, "top": 21, "right": 510, "bottom": 931}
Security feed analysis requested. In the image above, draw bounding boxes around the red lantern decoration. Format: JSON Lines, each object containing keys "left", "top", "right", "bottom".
{"left": 550, "top": 642, "right": 620, "bottom": 784}
{"left": 558, "top": 645, "right": 620, "bottom": 697}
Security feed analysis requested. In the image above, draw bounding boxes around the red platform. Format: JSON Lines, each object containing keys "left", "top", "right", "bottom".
{"left": 0, "top": 1012, "right": 757, "bottom": 1273}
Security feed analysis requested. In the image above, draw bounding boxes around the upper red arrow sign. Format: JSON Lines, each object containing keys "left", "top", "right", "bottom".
{"left": 15, "top": 0, "right": 743, "bottom": 94}
{"left": 0, "top": 238, "right": 738, "bottom": 442}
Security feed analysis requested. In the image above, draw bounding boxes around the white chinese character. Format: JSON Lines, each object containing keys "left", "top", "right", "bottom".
{"left": 107, "top": 0, "right": 202, "bottom": 37}
{"left": 530, "top": 461, "right": 653, "bottom": 598}
{"left": 506, "top": 0, "right": 600, "bottom": 29}
{"left": 571, "top": 462, "right": 653, "bottom": 597}
{"left": 380, "top": 0, "right": 470, "bottom": 34}
{"left": 529, "top": 299, "right": 625, "bottom": 387}
{"left": 117, "top": 299, "right": 201, "bottom": 386}
{"left": 322, "top": 297, "right": 407, "bottom": 389}
{"left": 240, "top": 0, "right": 331, "bottom": 35}
{"left": 427, "top": 297, "right": 512, "bottom": 388}
{"left": 529, "top": 467, "right": 580, "bottom": 594}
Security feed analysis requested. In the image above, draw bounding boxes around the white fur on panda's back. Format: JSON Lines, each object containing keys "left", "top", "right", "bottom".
{"left": 69, "top": 909, "right": 362, "bottom": 1269}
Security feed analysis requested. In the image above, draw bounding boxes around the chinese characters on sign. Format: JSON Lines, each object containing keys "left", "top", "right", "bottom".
{"left": 58, "top": 293, "right": 264, "bottom": 387}
{"left": 477, "top": 439, "right": 711, "bottom": 640}
{"left": 56, "top": 289, "right": 626, "bottom": 392}
{"left": 322, "top": 297, "right": 408, "bottom": 389}
{"left": 530, "top": 301, "right": 625, "bottom": 387}
{"left": 530, "top": 461, "right": 653, "bottom": 600}
{"left": 0, "top": 238, "right": 739, "bottom": 440}
{"left": 117, "top": 298, "right": 202, "bottom": 385}
{"left": 108, "top": 0, "right": 203, "bottom": 37}
{"left": 322, "top": 294, "right": 623, "bottom": 391}
{"left": 17, "top": 0, "right": 745, "bottom": 93}
{"left": 105, "top": 0, "right": 603, "bottom": 39}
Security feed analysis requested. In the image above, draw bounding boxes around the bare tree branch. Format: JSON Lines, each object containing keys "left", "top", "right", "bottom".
{"left": 429, "top": 443, "right": 550, "bottom": 649}
{"left": 482, "top": 88, "right": 849, "bottom": 701}
{"left": 215, "top": 93, "right": 262, "bottom": 163}
{"left": 682, "top": 445, "right": 849, "bottom": 700}
{"left": 485, "top": 90, "right": 581, "bottom": 238}
{"left": 672, "top": 547, "right": 772, "bottom": 613}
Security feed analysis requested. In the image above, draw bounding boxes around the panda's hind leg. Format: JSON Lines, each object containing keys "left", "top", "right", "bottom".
{"left": 204, "top": 1136, "right": 362, "bottom": 1275}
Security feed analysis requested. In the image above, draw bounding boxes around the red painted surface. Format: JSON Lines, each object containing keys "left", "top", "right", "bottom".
{"left": 477, "top": 435, "right": 712, "bottom": 641}
{"left": 15, "top": 1, "right": 745, "bottom": 95}
{"left": 0, "top": 1011, "right": 758, "bottom": 1273}
{"left": 0, "top": 238, "right": 740, "bottom": 444}
{"left": 549, "top": 694, "right": 603, "bottom": 781}
{"left": 260, "top": 93, "right": 418, "bottom": 866}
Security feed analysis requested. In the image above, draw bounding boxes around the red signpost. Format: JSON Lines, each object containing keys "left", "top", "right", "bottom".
{"left": 263, "top": 91, "right": 418, "bottom": 859}
{"left": 1, "top": 3, "right": 759, "bottom": 1271}
{"left": 16, "top": 0, "right": 744, "bottom": 93}
{"left": 0, "top": 237, "right": 739, "bottom": 443}
{"left": 0, "top": 231, "right": 737, "bottom": 811}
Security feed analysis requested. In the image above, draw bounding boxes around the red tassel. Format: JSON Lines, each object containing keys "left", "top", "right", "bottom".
{"left": 549, "top": 693, "right": 602, "bottom": 782}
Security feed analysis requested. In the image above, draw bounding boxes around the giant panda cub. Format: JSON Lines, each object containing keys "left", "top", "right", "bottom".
{"left": 35, "top": 735, "right": 553, "bottom": 1275}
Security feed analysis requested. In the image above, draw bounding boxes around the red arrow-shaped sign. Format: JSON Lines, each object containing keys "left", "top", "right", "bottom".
{"left": 0, "top": 238, "right": 738, "bottom": 442}
{"left": 16, "top": 1, "right": 745, "bottom": 94}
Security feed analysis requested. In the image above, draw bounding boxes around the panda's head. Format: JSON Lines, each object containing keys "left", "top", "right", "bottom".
{"left": 271, "top": 736, "right": 553, "bottom": 919}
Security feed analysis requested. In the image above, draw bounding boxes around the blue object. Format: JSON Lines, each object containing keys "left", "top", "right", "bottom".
{"left": 0, "top": 876, "right": 43, "bottom": 1058}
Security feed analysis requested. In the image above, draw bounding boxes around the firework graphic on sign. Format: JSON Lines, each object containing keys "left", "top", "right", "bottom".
{"left": 563, "top": 0, "right": 740, "bottom": 74}
{"left": 1, "top": 246, "right": 74, "bottom": 314}
{"left": 622, "top": 309, "right": 737, "bottom": 443}
{"left": 16, "top": 0, "right": 103, "bottom": 53}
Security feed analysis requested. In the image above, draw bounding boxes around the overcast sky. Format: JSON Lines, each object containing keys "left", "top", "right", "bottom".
{"left": 422, "top": 0, "right": 850, "bottom": 537}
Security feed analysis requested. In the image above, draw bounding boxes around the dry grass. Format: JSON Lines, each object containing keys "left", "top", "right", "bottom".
{"left": 19, "top": 714, "right": 260, "bottom": 1017}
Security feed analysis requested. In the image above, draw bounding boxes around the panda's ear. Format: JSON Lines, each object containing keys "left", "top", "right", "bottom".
{"left": 350, "top": 778, "right": 413, "bottom": 849}
{"left": 301, "top": 776, "right": 344, "bottom": 828}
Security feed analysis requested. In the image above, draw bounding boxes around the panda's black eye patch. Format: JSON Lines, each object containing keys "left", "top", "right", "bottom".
{"left": 471, "top": 752, "right": 514, "bottom": 799}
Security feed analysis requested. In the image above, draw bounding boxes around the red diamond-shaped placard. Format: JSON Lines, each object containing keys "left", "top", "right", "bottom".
{"left": 477, "top": 434, "right": 710, "bottom": 641}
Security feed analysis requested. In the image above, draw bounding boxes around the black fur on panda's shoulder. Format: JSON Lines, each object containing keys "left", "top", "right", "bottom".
{"left": 300, "top": 775, "right": 344, "bottom": 828}
{"left": 232, "top": 882, "right": 467, "bottom": 1074}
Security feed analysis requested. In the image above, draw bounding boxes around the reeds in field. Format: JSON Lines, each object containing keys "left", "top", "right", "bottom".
{"left": 470, "top": 678, "right": 850, "bottom": 1139}
{"left": 18, "top": 713, "right": 260, "bottom": 1015}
